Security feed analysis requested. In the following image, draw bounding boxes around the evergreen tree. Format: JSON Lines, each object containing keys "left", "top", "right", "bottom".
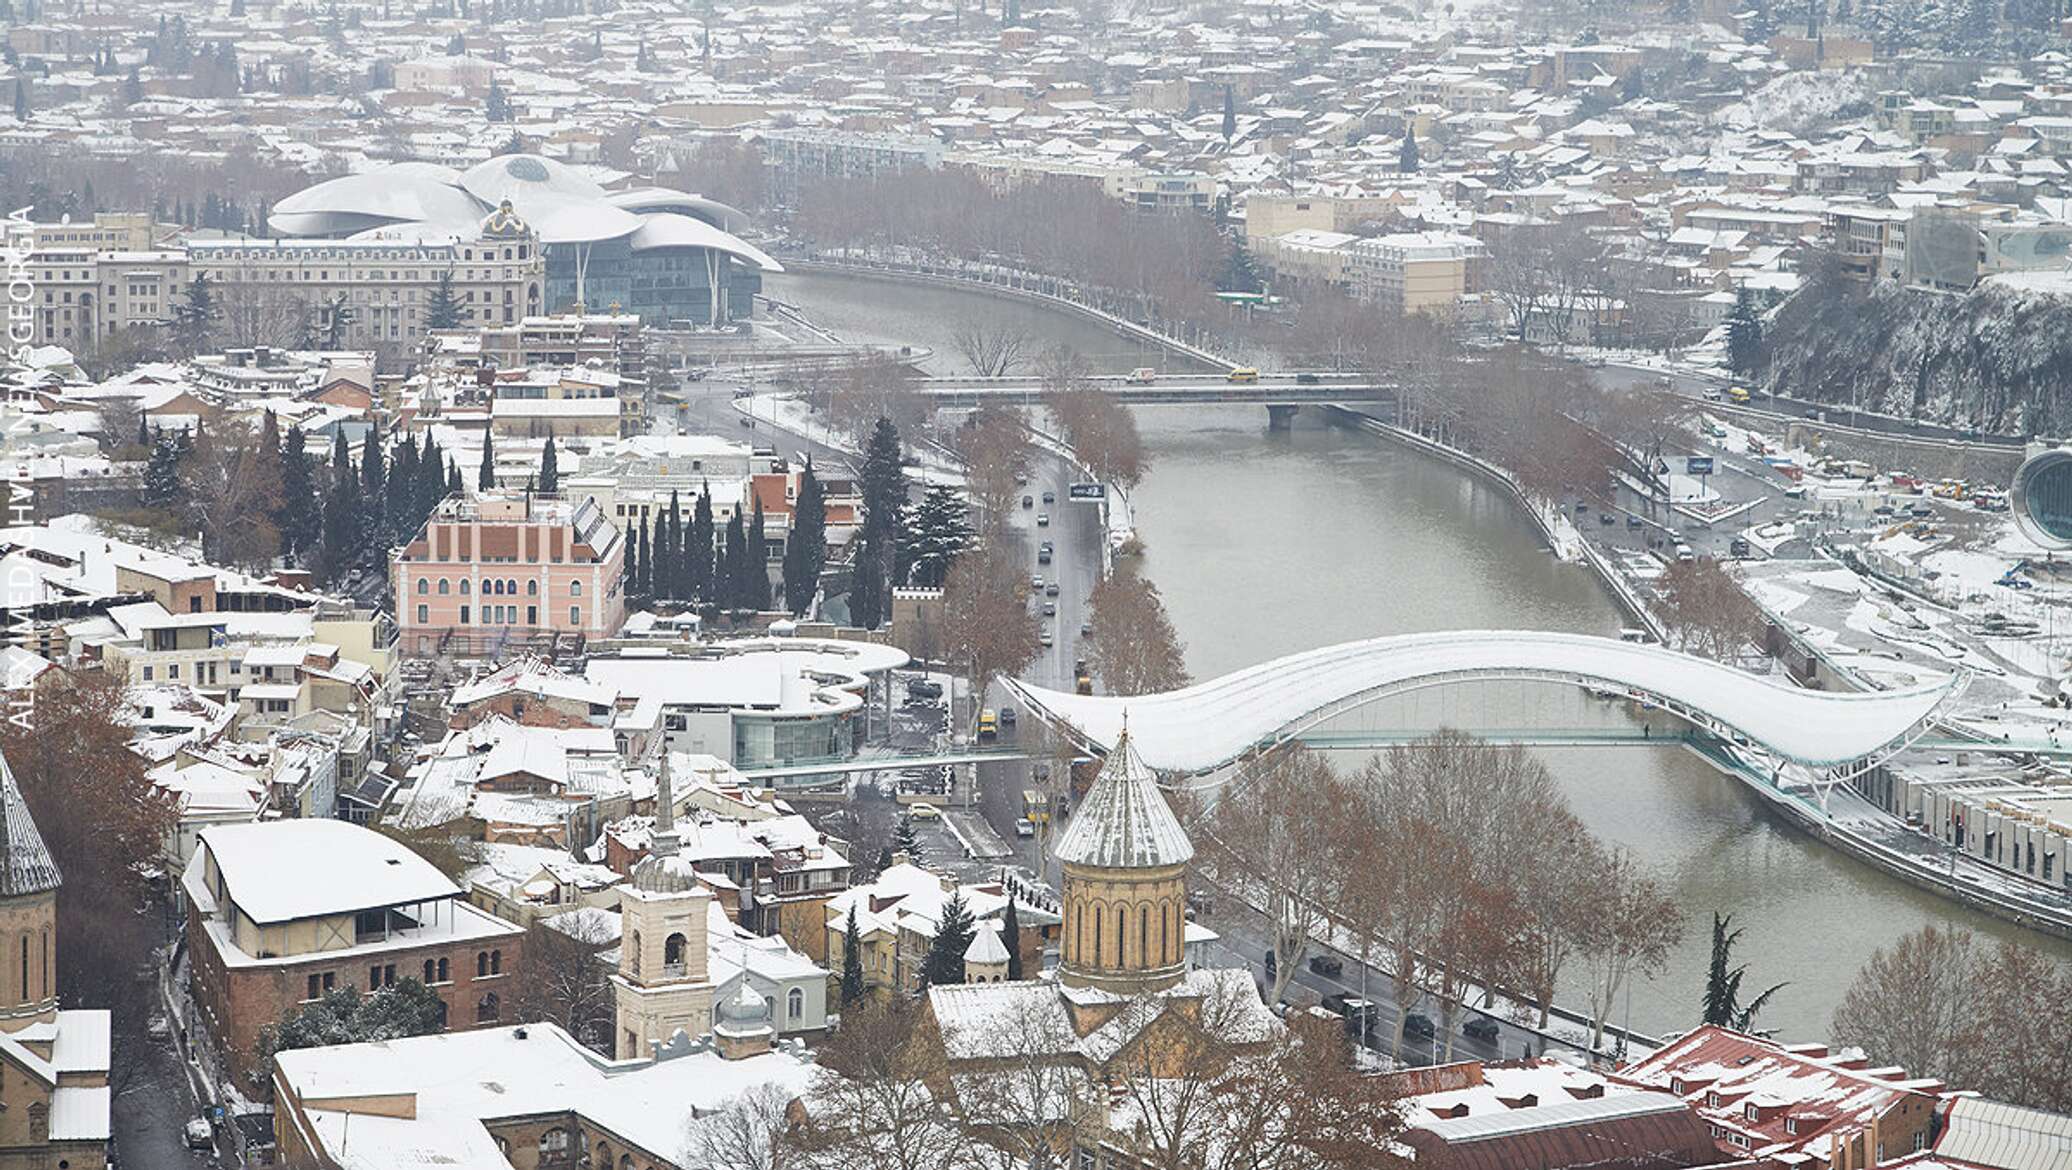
{"left": 656, "top": 491, "right": 681, "bottom": 601}
{"left": 11, "top": 75, "right": 25, "bottom": 122}
{"left": 447, "top": 462, "right": 462, "bottom": 496}
{"left": 142, "top": 427, "right": 184, "bottom": 510}
{"left": 1745, "top": 0, "right": 1784, "bottom": 40}
{"left": 840, "top": 907, "right": 866, "bottom": 1007}
{"left": 1216, "top": 238, "right": 1263, "bottom": 294}
{"left": 316, "top": 434, "right": 361, "bottom": 585}
{"left": 633, "top": 514, "right": 651, "bottom": 600}
{"left": 742, "top": 498, "right": 771, "bottom": 610}
{"left": 898, "top": 483, "right": 972, "bottom": 588}
{"left": 689, "top": 484, "right": 714, "bottom": 601}
{"left": 170, "top": 273, "right": 217, "bottom": 354}
{"left": 485, "top": 76, "right": 511, "bottom": 122}
{"left": 892, "top": 815, "right": 920, "bottom": 860}
{"left": 1701, "top": 912, "right": 1786, "bottom": 1031}
{"left": 426, "top": 270, "right": 463, "bottom": 331}
{"left": 477, "top": 429, "right": 495, "bottom": 490}
{"left": 1220, "top": 84, "right": 1234, "bottom": 141}
{"left": 1399, "top": 126, "right": 1420, "bottom": 174}
{"left": 921, "top": 891, "right": 974, "bottom": 988}
{"left": 538, "top": 432, "right": 558, "bottom": 494}
{"left": 1002, "top": 895, "right": 1023, "bottom": 981}
{"left": 854, "top": 419, "right": 906, "bottom": 630}
{"left": 781, "top": 464, "right": 826, "bottom": 616}
{"left": 279, "top": 424, "right": 320, "bottom": 559}
{"left": 1726, "top": 286, "right": 1764, "bottom": 378}
{"left": 418, "top": 432, "right": 447, "bottom": 521}
{"left": 720, "top": 510, "right": 748, "bottom": 611}
{"left": 623, "top": 514, "right": 639, "bottom": 601}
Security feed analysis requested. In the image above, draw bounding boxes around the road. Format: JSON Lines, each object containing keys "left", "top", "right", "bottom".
{"left": 1593, "top": 361, "right": 2022, "bottom": 449}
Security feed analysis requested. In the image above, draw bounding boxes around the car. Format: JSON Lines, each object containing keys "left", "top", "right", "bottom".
{"left": 1045, "top": 583, "right": 1060, "bottom": 597}
{"left": 1574, "top": 500, "right": 1589, "bottom": 513}
{"left": 1463, "top": 1016, "right": 1501, "bottom": 1043}
{"left": 906, "top": 802, "right": 942, "bottom": 821}
{"left": 1042, "top": 602, "right": 1057, "bottom": 616}
{"left": 1728, "top": 538, "right": 1751, "bottom": 558}
{"left": 1015, "top": 471, "right": 1029, "bottom": 485}
{"left": 185, "top": 1118, "right": 214, "bottom": 1151}
{"left": 1626, "top": 515, "right": 1642, "bottom": 529}
{"left": 1295, "top": 372, "right": 1320, "bottom": 384}
{"left": 1127, "top": 367, "right": 1158, "bottom": 384}
{"left": 1000, "top": 706, "right": 1016, "bottom": 725}
{"left": 1600, "top": 512, "right": 1616, "bottom": 526}
{"left": 1783, "top": 483, "right": 1807, "bottom": 498}
{"left": 1080, "top": 621, "right": 1092, "bottom": 636}
{"left": 1702, "top": 387, "right": 1723, "bottom": 402}
{"left": 1042, "top": 490, "right": 1056, "bottom": 504}
{"left": 1402, "top": 1013, "right": 1437, "bottom": 1039}
{"left": 1040, "top": 628, "right": 1055, "bottom": 646}
{"left": 1022, "top": 495, "right": 1033, "bottom": 508}
{"left": 1015, "top": 817, "right": 1036, "bottom": 838}
{"left": 1307, "top": 954, "right": 1344, "bottom": 978}
{"left": 1226, "top": 367, "right": 1261, "bottom": 383}
{"left": 1037, "top": 512, "right": 1050, "bottom": 527}
{"left": 906, "top": 679, "right": 943, "bottom": 700}
{"left": 1040, "top": 540, "right": 1054, "bottom": 555}
{"left": 147, "top": 1014, "right": 172, "bottom": 1041}
{"left": 1037, "top": 548, "right": 1052, "bottom": 565}
{"left": 1031, "top": 574, "right": 1044, "bottom": 590}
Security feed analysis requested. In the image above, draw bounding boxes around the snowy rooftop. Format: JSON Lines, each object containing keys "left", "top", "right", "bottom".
{"left": 1009, "top": 631, "right": 1955, "bottom": 773}
{"left": 194, "top": 819, "right": 460, "bottom": 924}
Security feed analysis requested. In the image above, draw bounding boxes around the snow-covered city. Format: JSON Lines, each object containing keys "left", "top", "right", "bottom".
{"left": 0, "top": 0, "right": 2071, "bottom": 1167}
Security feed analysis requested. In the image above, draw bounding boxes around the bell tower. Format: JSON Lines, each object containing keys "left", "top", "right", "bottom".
{"left": 0, "top": 754, "right": 59, "bottom": 1033}
{"left": 611, "top": 753, "right": 715, "bottom": 1060}
{"left": 1050, "top": 727, "right": 1193, "bottom": 995}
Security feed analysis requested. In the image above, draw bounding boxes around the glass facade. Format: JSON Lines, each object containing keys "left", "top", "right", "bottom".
{"left": 543, "top": 241, "right": 762, "bottom": 324}
{"left": 2016, "top": 451, "right": 2072, "bottom": 548}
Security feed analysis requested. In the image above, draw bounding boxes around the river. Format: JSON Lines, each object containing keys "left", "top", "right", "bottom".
{"left": 764, "top": 268, "right": 2072, "bottom": 1044}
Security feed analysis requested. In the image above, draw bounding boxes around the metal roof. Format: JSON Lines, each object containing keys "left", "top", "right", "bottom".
{"left": 0, "top": 752, "right": 60, "bottom": 898}
{"left": 1936, "top": 1097, "right": 2072, "bottom": 1170}
{"left": 1049, "top": 730, "right": 1193, "bottom": 870}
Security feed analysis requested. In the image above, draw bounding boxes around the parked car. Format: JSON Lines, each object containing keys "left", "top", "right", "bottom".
{"left": 1463, "top": 1016, "right": 1501, "bottom": 1043}
{"left": 907, "top": 803, "right": 942, "bottom": 821}
{"left": 147, "top": 1014, "right": 172, "bottom": 1042}
{"left": 1308, "top": 954, "right": 1344, "bottom": 978}
{"left": 185, "top": 1118, "right": 214, "bottom": 1151}
{"left": 1403, "top": 1013, "right": 1437, "bottom": 1039}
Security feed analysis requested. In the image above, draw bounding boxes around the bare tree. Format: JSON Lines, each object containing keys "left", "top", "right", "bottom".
{"left": 941, "top": 544, "right": 1041, "bottom": 694}
{"left": 1202, "top": 747, "right": 1346, "bottom": 1003}
{"left": 827, "top": 353, "right": 926, "bottom": 444}
{"left": 938, "top": 994, "right": 1091, "bottom": 1170}
{"left": 953, "top": 407, "right": 1032, "bottom": 527}
{"left": 179, "top": 412, "right": 283, "bottom": 572}
{"left": 215, "top": 283, "right": 314, "bottom": 350}
{"left": 511, "top": 914, "right": 616, "bottom": 1055}
{"left": 1045, "top": 381, "right": 1148, "bottom": 492}
{"left": 1085, "top": 571, "right": 1189, "bottom": 695}
{"left": 1511, "top": 808, "right": 1603, "bottom": 1029}
{"left": 687, "top": 1081, "right": 795, "bottom": 1170}
{"left": 1576, "top": 846, "right": 1683, "bottom": 1051}
{"left": 1655, "top": 558, "right": 1769, "bottom": 661}
{"left": 951, "top": 317, "right": 1032, "bottom": 378}
{"left": 784, "top": 999, "right": 976, "bottom": 1170}
{"left": 1830, "top": 925, "right": 1987, "bottom": 1093}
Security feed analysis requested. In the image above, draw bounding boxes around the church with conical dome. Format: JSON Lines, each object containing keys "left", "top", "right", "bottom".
{"left": 919, "top": 727, "right": 1274, "bottom": 1102}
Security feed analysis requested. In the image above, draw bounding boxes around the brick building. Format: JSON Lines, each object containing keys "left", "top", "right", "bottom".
{"left": 182, "top": 819, "right": 524, "bottom": 1085}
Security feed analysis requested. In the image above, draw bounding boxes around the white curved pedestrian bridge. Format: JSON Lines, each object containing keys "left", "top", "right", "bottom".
{"left": 1006, "top": 630, "right": 1957, "bottom": 776}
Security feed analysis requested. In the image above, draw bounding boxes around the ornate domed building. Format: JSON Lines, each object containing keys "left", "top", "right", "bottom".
{"left": 1050, "top": 727, "right": 1193, "bottom": 996}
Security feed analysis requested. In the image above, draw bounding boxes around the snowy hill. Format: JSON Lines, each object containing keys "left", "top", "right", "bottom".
{"left": 1764, "top": 273, "right": 2072, "bottom": 434}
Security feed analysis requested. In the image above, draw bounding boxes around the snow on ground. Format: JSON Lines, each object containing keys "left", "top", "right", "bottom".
{"left": 1711, "top": 69, "right": 1873, "bottom": 133}
{"left": 738, "top": 394, "right": 966, "bottom": 487}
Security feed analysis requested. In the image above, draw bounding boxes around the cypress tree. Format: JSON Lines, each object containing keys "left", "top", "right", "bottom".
{"left": 634, "top": 514, "right": 651, "bottom": 600}
{"left": 1399, "top": 126, "right": 1420, "bottom": 173}
{"left": 656, "top": 491, "right": 680, "bottom": 601}
{"left": 781, "top": 464, "right": 826, "bottom": 616}
{"left": 418, "top": 432, "right": 446, "bottom": 520}
{"left": 477, "top": 430, "right": 496, "bottom": 490}
{"left": 854, "top": 419, "right": 906, "bottom": 631}
{"left": 720, "top": 510, "right": 747, "bottom": 611}
{"left": 624, "top": 515, "right": 639, "bottom": 601}
{"left": 1003, "top": 895, "right": 1023, "bottom": 980}
{"left": 689, "top": 483, "right": 714, "bottom": 602}
{"left": 921, "top": 891, "right": 974, "bottom": 988}
{"left": 538, "top": 432, "right": 558, "bottom": 494}
{"left": 278, "top": 423, "right": 320, "bottom": 559}
{"left": 447, "top": 462, "right": 461, "bottom": 496}
{"left": 840, "top": 907, "right": 866, "bottom": 1007}
{"left": 742, "top": 498, "right": 771, "bottom": 611}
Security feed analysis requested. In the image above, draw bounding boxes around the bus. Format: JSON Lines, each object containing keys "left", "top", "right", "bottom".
{"left": 977, "top": 709, "right": 999, "bottom": 741}
{"left": 1021, "top": 789, "right": 1049, "bottom": 827}
{"left": 1727, "top": 386, "right": 1751, "bottom": 404}
{"left": 1226, "top": 366, "right": 1260, "bottom": 383}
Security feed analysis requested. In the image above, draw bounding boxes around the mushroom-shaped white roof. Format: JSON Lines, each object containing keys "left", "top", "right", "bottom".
{"left": 1050, "top": 730, "right": 1193, "bottom": 870}
{"left": 457, "top": 153, "right": 609, "bottom": 208}
{"left": 268, "top": 167, "right": 483, "bottom": 235}
{"left": 606, "top": 187, "right": 752, "bottom": 231}
{"left": 530, "top": 200, "right": 645, "bottom": 244}
{"left": 964, "top": 922, "right": 1011, "bottom": 965}
{"left": 625, "top": 213, "right": 785, "bottom": 272}
{"left": 1009, "top": 630, "right": 1956, "bottom": 775}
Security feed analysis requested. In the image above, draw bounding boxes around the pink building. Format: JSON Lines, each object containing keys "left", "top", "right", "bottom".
{"left": 393, "top": 493, "right": 626, "bottom": 656}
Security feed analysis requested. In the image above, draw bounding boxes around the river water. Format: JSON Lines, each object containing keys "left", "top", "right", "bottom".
{"left": 765, "top": 269, "right": 2072, "bottom": 1044}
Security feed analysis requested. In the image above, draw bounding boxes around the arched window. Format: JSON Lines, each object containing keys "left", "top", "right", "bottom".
{"left": 436, "top": 998, "right": 448, "bottom": 1029}
{"left": 787, "top": 987, "right": 804, "bottom": 1021}
{"left": 505, "top": 578, "right": 518, "bottom": 596}
{"left": 571, "top": 579, "right": 582, "bottom": 596}
{"left": 476, "top": 951, "right": 489, "bottom": 977}
{"left": 619, "top": 1156, "right": 634, "bottom": 1170}
{"left": 540, "top": 1128, "right": 571, "bottom": 1155}
{"left": 1091, "top": 902, "right": 1102, "bottom": 966}
{"left": 663, "top": 933, "right": 687, "bottom": 972}
{"left": 527, "top": 579, "right": 538, "bottom": 596}
{"left": 489, "top": 949, "right": 502, "bottom": 975}
{"left": 417, "top": 577, "right": 429, "bottom": 594}
{"left": 438, "top": 957, "right": 449, "bottom": 982}
{"left": 1061, "top": 901, "right": 1073, "bottom": 963}
{"left": 1164, "top": 904, "right": 1174, "bottom": 965}
{"left": 423, "top": 959, "right": 436, "bottom": 984}
{"left": 594, "top": 1141, "right": 612, "bottom": 1170}
{"left": 437, "top": 578, "right": 450, "bottom": 594}
{"left": 460, "top": 578, "right": 470, "bottom": 594}
{"left": 476, "top": 991, "right": 500, "bottom": 1023}
{"left": 27, "top": 1103, "right": 44, "bottom": 1142}
{"left": 1140, "top": 905, "right": 1150, "bottom": 966}
{"left": 1115, "top": 907, "right": 1125, "bottom": 966}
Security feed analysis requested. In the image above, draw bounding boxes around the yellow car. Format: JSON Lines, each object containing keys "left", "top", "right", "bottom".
{"left": 1226, "top": 367, "right": 1260, "bottom": 383}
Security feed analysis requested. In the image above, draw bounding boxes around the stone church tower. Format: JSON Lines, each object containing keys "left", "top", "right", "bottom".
{"left": 1050, "top": 728, "right": 1193, "bottom": 995}
{"left": 0, "top": 757, "right": 60, "bottom": 1033}
{"left": 611, "top": 754, "right": 715, "bottom": 1060}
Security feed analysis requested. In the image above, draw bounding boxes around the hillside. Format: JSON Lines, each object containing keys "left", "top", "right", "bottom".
{"left": 1763, "top": 272, "right": 2072, "bottom": 436}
